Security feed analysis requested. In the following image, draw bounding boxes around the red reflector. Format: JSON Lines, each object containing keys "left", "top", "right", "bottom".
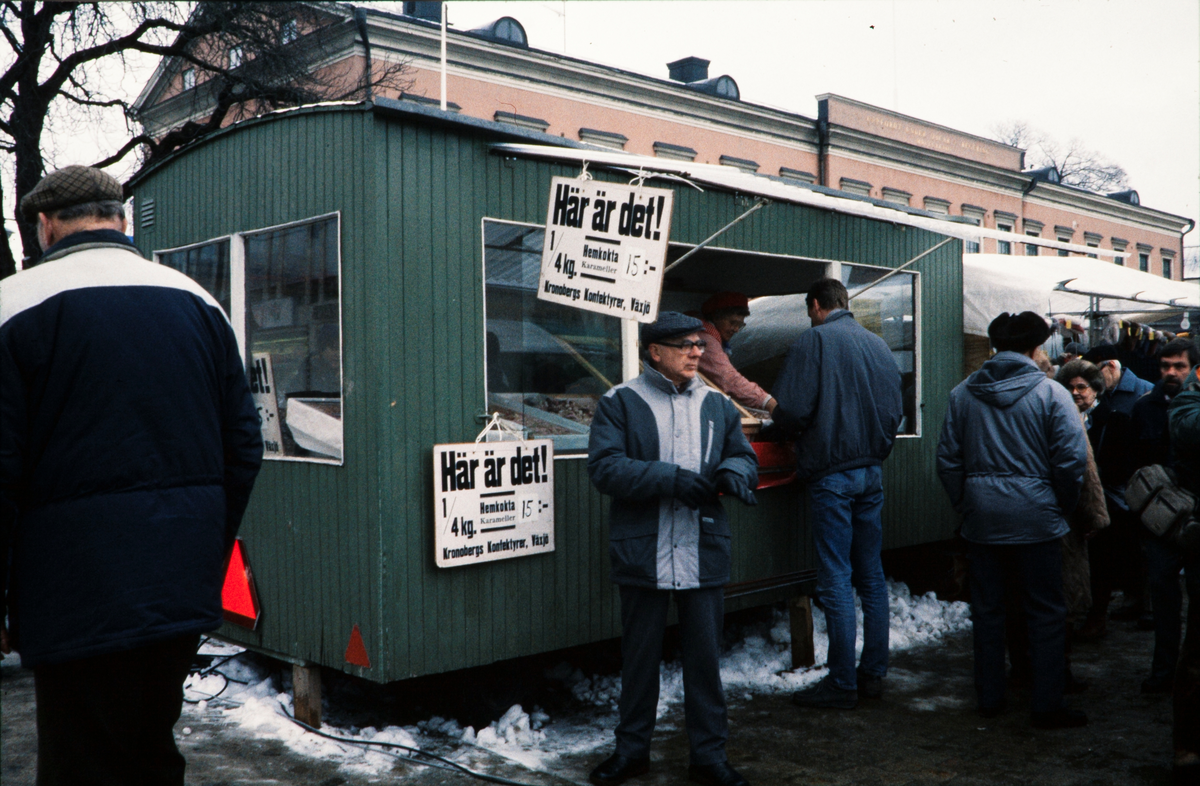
{"left": 345, "top": 624, "right": 372, "bottom": 668}
{"left": 221, "top": 538, "right": 260, "bottom": 630}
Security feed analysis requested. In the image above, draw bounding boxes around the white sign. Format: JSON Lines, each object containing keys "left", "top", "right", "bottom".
{"left": 249, "top": 353, "right": 283, "bottom": 457}
{"left": 433, "top": 440, "right": 555, "bottom": 568}
{"left": 538, "top": 176, "right": 674, "bottom": 323}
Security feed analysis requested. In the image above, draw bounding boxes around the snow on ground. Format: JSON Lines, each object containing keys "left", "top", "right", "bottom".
{"left": 182, "top": 580, "right": 970, "bottom": 781}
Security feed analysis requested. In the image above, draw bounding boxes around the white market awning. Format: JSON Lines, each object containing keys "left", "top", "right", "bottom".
{"left": 962, "top": 253, "right": 1200, "bottom": 336}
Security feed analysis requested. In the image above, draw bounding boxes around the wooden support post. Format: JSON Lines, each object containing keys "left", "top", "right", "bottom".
{"left": 789, "top": 595, "right": 816, "bottom": 669}
{"left": 293, "top": 663, "right": 322, "bottom": 728}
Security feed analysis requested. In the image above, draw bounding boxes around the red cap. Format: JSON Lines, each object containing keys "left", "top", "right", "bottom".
{"left": 701, "top": 291, "right": 749, "bottom": 318}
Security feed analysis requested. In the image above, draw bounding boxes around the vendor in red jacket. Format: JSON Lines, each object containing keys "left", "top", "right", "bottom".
{"left": 697, "top": 292, "right": 777, "bottom": 414}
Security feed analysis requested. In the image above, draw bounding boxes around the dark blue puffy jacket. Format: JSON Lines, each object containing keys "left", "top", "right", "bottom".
{"left": 937, "top": 352, "right": 1087, "bottom": 545}
{"left": 1, "top": 233, "right": 263, "bottom": 666}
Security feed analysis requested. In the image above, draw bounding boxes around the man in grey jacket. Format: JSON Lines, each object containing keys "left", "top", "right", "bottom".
{"left": 770, "top": 278, "right": 903, "bottom": 709}
{"left": 587, "top": 312, "right": 758, "bottom": 786}
{"left": 937, "top": 311, "right": 1089, "bottom": 729}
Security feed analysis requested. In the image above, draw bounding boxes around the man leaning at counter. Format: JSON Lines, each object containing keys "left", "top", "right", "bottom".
{"left": 697, "top": 292, "right": 777, "bottom": 414}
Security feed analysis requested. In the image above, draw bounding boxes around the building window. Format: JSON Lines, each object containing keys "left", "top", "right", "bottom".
{"left": 579, "top": 128, "right": 628, "bottom": 150}
{"left": 718, "top": 155, "right": 759, "bottom": 173}
{"left": 483, "top": 220, "right": 621, "bottom": 453}
{"left": 1083, "top": 232, "right": 1101, "bottom": 259}
{"left": 881, "top": 187, "right": 911, "bottom": 206}
{"left": 229, "top": 45, "right": 243, "bottom": 69}
{"left": 1025, "top": 232, "right": 1040, "bottom": 256}
{"left": 1139, "top": 254, "right": 1150, "bottom": 272}
{"left": 157, "top": 214, "right": 344, "bottom": 465}
{"left": 961, "top": 205, "right": 985, "bottom": 254}
{"left": 281, "top": 19, "right": 299, "bottom": 44}
{"left": 779, "top": 167, "right": 816, "bottom": 185}
{"left": 1111, "top": 239, "right": 1127, "bottom": 266}
{"left": 1055, "top": 225, "right": 1073, "bottom": 257}
{"left": 923, "top": 197, "right": 950, "bottom": 215}
{"left": 997, "top": 222, "right": 1013, "bottom": 255}
{"left": 494, "top": 111, "right": 550, "bottom": 133}
{"left": 839, "top": 178, "right": 872, "bottom": 197}
{"left": 181, "top": 68, "right": 195, "bottom": 91}
{"left": 653, "top": 141, "right": 697, "bottom": 162}
{"left": 1163, "top": 258, "right": 1173, "bottom": 279}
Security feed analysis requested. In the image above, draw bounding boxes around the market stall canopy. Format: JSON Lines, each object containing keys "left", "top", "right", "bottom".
{"left": 963, "top": 253, "right": 1200, "bottom": 337}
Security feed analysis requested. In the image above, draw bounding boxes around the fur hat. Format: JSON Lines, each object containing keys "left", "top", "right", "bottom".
{"left": 988, "top": 311, "right": 1050, "bottom": 353}
{"left": 640, "top": 311, "right": 703, "bottom": 345}
{"left": 20, "top": 166, "right": 123, "bottom": 221}
{"left": 1082, "top": 344, "right": 1119, "bottom": 364}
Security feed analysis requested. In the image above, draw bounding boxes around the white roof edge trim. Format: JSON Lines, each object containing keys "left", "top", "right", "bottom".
{"left": 490, "top": 143, "right": 1127, "bottom": 258}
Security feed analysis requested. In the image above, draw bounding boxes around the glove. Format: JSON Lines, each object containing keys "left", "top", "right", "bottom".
{"left": 716, "top": 470, "right": 758, "bottom": 506}
{"left": 674, "top": 469, "right": 716, "bottom": 509}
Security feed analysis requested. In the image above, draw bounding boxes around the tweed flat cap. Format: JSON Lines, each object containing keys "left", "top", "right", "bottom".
{"left": 20, "top": 166, "right": 124, "bottom": 221}
{"left": 987, "top": 311, "right": 1050, "bottom": 353}
{"left": 640, "top": 311, "right": 703, "bottom": 345}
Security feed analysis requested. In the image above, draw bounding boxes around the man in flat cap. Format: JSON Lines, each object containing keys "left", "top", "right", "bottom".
{"left": 1, "top": 166, "right": 263, "bottom": 785}
{"left": 696, "top": 292, "right": 776, "bottom": 414}
{"left": 587, "top": 311, "right": 758, "bottom": 786}
{"left": 937, "top": 311, "right": 1089, "bottom": 728}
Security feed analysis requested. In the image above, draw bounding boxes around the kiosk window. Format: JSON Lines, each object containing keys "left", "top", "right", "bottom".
{"left": 483, "top": 219, "right": 622, "bottom": 452}
{"left": 841, "top": 264, "right": 919, "bottom": 436}
{"left": 155, "top": 213, "right": 343, "bottom": 464}
{"left": 158, "top": 239, "right": 232, "bottom": 316}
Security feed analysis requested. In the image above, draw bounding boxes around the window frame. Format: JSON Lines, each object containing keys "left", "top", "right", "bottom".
{"left": 479, "top": 218, "right": 925, "bottom": 453}
{"left": 154, "top": 211, "right": 344, "bottom": 465}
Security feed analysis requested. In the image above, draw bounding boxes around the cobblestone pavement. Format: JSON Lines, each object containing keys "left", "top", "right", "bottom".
{"left": 2, "top": 607, "right": 1181, "bottom": 786}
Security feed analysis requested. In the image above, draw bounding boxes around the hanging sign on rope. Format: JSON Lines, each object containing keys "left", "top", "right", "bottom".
{"left": 537, "top": 175, "right": 674, "bottom": 323}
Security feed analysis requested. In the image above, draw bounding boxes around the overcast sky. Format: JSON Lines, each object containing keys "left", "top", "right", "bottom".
{"left": 9, "top": 0, "right": 1199, "bottom": 265}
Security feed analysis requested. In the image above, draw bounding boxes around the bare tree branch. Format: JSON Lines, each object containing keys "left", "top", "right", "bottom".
{"left": 991, "top": 120, "right": 1130, "bottom": 193}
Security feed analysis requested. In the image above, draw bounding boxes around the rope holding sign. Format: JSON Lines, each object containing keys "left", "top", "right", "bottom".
{"left": 577, "top": 160, "right": 592, "bottom": 181}
{"left": 474, "top": 412, "right": 525, "bottom": 443}
{"left": 628, "top": 168, "right": 650, "bottom": 189}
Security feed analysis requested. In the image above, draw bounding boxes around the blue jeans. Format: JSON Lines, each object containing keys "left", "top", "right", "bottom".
{"left": 968, "top": 540, "right": 1065, "bottom": 714}
{"left": 808, "top": 465, "right": 889, "bottom": 691}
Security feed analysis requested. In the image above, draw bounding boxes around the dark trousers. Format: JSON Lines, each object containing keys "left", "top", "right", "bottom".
{"left": 968, "top": 541, "right": 1066, "bottom": 715}
{"left": 616, "top": 585, "right": 727, "bottom": 766}
{"left": 1177, "top": 554, "right": 1200, "bottom": 757}
{"left": 1144, "top": 536, "right": 1200, "bottom": 681}
{"left": 34, "top": 634, "right": 200, "bottom": 786}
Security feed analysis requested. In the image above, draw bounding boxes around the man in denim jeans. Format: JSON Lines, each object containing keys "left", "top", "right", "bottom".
{"left": 771, "top": 278, "right": 903, "bottom": 709}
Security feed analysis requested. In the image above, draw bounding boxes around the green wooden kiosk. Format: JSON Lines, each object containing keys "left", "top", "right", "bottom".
{"left": 128, "top": 100, "right": 964, "bottom": 697}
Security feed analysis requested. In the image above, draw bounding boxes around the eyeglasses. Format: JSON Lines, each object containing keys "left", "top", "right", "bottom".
{"left": 1068, "top": 383, "right": 1092, "bottom": 393}
{"left": 657, "top": 339, "right": 707, "bottom": 352}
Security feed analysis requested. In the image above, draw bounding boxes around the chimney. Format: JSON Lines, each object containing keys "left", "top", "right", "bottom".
{"left": 403, "top": 1, "right": 441, "bottom": 22}
{"left": 667, "top": 56, "right": 710, "bottom": 84}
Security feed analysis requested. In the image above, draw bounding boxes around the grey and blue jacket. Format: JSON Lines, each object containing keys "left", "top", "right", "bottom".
{"left": 937, "top": 351, "right": 1088, "bottom": 545}
{"left": 771, "top": 309, "right": 903, "bottom": 482}
{"left": 588, "top": 366, "right": 757, "bottom": 590}
{"left": 1, "top": 233, "right": 263, "bottom": 666}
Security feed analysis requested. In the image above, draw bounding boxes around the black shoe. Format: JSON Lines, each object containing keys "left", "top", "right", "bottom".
{"left": 791, "top": 677, "right": 857, "bottom": 709}
{"left": 1142, "top": 673, "right": 1175, "bottom": 694}
{"left": 978, "top": 700, "right": 1007, "bottom": 719}
{"left": 1064, "top": 670, "right": 1090, "bottom": 695}
{"left": 589, "top": 753, "right": 650, "bottom": 785}
{"left": 1031, "top": 707, "right": 1088, "bottom": 729}
{"left": 856, "top": 668, "right": 883, "bottom": 699}
{"left": 688, "top": 761, "right": 750, "bottom": 786}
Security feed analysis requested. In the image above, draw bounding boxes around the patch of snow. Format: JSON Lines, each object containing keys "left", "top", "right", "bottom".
{"left": 182, "top": 581, "right": 971, "bottom": 780}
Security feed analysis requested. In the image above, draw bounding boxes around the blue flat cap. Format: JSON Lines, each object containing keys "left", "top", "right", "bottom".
{"left": 640, "top": 311, "right": 703, "bottom": 345}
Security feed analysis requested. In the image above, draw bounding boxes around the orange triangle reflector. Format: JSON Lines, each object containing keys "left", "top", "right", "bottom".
{"left": 345, "top": 624, "right": 372, "bottom": 668}
{"left": 221, "top": 538, "right": 260, "bottom": 630}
